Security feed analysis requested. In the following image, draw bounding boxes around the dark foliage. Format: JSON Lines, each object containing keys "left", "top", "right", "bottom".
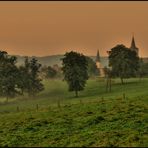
{"left": 62, "top": 51, "right": 88, "bottom": 97}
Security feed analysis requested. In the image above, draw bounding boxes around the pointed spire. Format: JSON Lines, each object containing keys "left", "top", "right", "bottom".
{"left": 130, "top": 33, "right": 139, "bottom": 56}
{"left": 130, "top": 33, "right": 136, "bottom": 49}
{"left": 96, "top": 50, "right": 100, "bottom": 62}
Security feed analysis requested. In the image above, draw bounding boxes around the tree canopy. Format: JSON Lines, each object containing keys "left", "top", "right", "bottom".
{"left": 138, "top": 58, "right": 148, "bottom": 78}
{"left": 21, "top": 57, "right": 44, "bottom": 97}
{"left": 108, "top": 44, "right": 139, "bottom": 84}
{"left": 46, "top": 66, "right": 57, "bottom": 78}
{"left": 86, "top": 56, "right": 99, "bottom": 77}
{"left": 0, "top": 51, "right": 20, "bottom": 99}
{"left": 62, "top": 51, "right": 88, "bottom": 97}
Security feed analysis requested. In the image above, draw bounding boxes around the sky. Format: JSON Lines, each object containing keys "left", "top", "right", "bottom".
{"left": 0, "top": 1, "right": 148, "bottom": 57}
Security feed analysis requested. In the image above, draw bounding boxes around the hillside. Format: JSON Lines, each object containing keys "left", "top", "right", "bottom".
{"left": 0, "top": 78, "right": 148, "bottom": 147}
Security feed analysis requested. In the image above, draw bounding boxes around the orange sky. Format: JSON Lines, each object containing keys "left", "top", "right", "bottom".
{"left": 0, "top": 1, "right": 148, "bottom": 57}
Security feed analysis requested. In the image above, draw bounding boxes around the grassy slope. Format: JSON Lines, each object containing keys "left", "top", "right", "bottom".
{"left": 0, "top": 78, "right": 148, "bottom": 147}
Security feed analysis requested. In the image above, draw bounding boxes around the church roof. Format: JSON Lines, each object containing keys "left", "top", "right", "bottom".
{"left": 130, "top": 36, "right": 137, "bottom": 49}
{"left": 96, "top": 50, "right": 100, "bottom": 62}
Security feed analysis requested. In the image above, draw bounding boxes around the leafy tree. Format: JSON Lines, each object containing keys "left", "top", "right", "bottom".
{"left": 0, "top": 51, "right": 44, "bottom": 100}
{"left": 40, "top": 65, "right": 48, "bottom": 79}
{"left": 62, "top": 51, "right": 88, "bottom": 97}
{"left": 138, "top": 58, "right": 148, "bottom": 78}
{"left": 18, "top": 57, "right": 44, "bottom": 97}
{"left": 46, "top": 66, "right": 57, "bottom": 78}
{"left": 104, "top": 67, "right": 112, "bottom": 92}
{"left": 28, "top": 58, "right": 44, "bottom": 97}
{"left": 0, "top": 51, "right": 21, "bottom": 100}
{"left": 86, "top": 57, "right": 98, "bottom": 77}
{"left": 108, "top": 44, "right": 139, "bottom": 84}
{"left": 17, "top": 57, "right": 31, "bottom": 95}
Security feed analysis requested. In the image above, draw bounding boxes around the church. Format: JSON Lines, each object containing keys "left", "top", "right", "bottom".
{"left": 95, "top": 50, "right": 105, "bottom": 77}
{"left": 95, "top": 36, "right": 139, "bottom": 77}
{"left": 130, "top": 36, "right": 139, "bottom": 56}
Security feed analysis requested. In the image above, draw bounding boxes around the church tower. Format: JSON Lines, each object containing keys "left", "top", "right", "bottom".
{"left": 96, "top": 50, "right": 101, "bottom": 68}
{"left": 130, "top": 35, "right": 139, "bottom": 56}
{"left": 95, "top": 50, "right": 104, "bottom": 77}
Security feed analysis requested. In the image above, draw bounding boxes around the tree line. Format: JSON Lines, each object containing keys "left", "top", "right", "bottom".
{"left": 0, "top": 50, "right": 98, "bottom": 100}
{"left": 62, "top": 44, "right": 148, "bottom": 96}
{"left": 0, "top": 51, "right": 44, "bottom": 100}
{"left": 0, "top": 43, "right": 148, "bottom": 99}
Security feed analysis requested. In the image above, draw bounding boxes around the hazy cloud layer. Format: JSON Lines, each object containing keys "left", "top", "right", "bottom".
{"left": 0, "top": 1, "right": 148, "bottom": 57}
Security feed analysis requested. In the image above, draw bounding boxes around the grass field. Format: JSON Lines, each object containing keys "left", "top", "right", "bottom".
{"left": 0, "top": 78, "right": 148, "bottom": 147}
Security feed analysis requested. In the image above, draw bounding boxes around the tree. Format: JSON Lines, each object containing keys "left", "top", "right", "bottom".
{"left": 46, "top": 66, "right": 57, "bottom": 78}
{"left": 17, "top": 57, "right": 31, "bottom": 95}
{"left": 108, "top": 44, "right": 139, "bottom": 84}
{"left": 138, "top": 58, "right": 148, "bottom": 79}
{"left": 104, "top": 67, "right": 112, "bottom": 92}
{"left": 28, "top": 58, "right": 44, "bottom": 97}
{"left": 40, "top": 65, "right": 48, "bottom": 79}
{"left": 86, "top": 56, "right": 98, "bottom": 77}
{"left": 0, "top": 51, "right": 21, "bottom": 100}
{"left": 62, "top": 51, "right": 88, "bottom": 97}
{"left": 18, "top": 57, "right": 44, "bottom": 97}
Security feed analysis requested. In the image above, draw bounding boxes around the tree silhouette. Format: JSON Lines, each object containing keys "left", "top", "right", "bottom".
{"left": 0, "top": 51, "right": 20, "bottom": 100}
{"left": 18, "top": 57, "right": 44, "bottom": 97}
{"left": 62, "top": 51, "right": 88, "bottom": 97}
{"left": 108, "top": 44, "right": 139, "bottom": 84}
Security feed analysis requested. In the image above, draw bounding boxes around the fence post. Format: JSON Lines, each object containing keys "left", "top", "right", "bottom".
{"left": 36, "top": 104, "right": 38, "bottom": 111}
{"left": 57, "top": 99, "right": 61, "bottom": 109}
{"left": 17, "top": 106, "right": 19, "bottom": 112}
{"left": 80, "top": 99, "right": 83, "bottom": 104}
{"left": 101, "top": 97, "right": 104, "bottom": 102}
{"left": 123, "top": 93, "right": 125, "bottom": 100}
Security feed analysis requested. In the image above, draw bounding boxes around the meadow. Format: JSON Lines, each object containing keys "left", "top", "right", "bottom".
{"left": 0, "top": 78, "right": 148, "bottom": 147}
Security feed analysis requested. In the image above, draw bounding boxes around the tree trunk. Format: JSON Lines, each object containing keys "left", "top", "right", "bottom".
{"left": 75, "top": 90, "right": 78, "bottom": 97}
{"left": 21, "top": 89, "right": 24, "bottom": 95}
{"left": 109, "top": 78, "right": 111, "bottom": 92}
{"left": 6, "top": 96, "right": 8, "bottom": 103}
{"left": 106, "top": 77, "right": 109, "bottom": 92}
{"left": 139, "top": 75, "right": 142, "bottom": 82}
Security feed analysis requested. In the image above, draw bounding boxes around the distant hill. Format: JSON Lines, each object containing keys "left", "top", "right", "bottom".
{"left": 14, "top": 55, "right": 109, "bottom": 67}
{"left": 13, "top": 54, "right": 148, "bottom": 68}
{"left": 15, "top": 55, "right": 64, "bottom": 67}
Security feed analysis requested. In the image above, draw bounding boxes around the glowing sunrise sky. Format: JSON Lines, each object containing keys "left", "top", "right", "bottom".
{"left": 0, "top": 1, "right": 148, "bottom": 57}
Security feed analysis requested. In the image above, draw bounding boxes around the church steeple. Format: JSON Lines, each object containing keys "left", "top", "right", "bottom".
{"left": 95, "top": 50, "right": 105, "bottom": 77}
{"left": 130, "top": 35, "right": 136, "bottom": 49}
{"left": 130, "top": 34, "right": 139, "bottom": 56}
{"left": 96, "top": 50, "right": 100, "bottom": 62}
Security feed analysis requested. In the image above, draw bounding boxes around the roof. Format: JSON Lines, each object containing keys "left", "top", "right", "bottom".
{"left": 96, "top": 50, "right": 100, "bottom": 62}
{"left": 130, "top": 36, "right": 137, "bottom": 49}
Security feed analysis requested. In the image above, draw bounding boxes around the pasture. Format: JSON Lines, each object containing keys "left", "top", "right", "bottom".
{"left": 0, "top": 78, "right": 148, "bottom": 147}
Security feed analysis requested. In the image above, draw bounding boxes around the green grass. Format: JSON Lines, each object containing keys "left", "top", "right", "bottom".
{"left": 0, "top": 78, "right": 148, "bottom": 147}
